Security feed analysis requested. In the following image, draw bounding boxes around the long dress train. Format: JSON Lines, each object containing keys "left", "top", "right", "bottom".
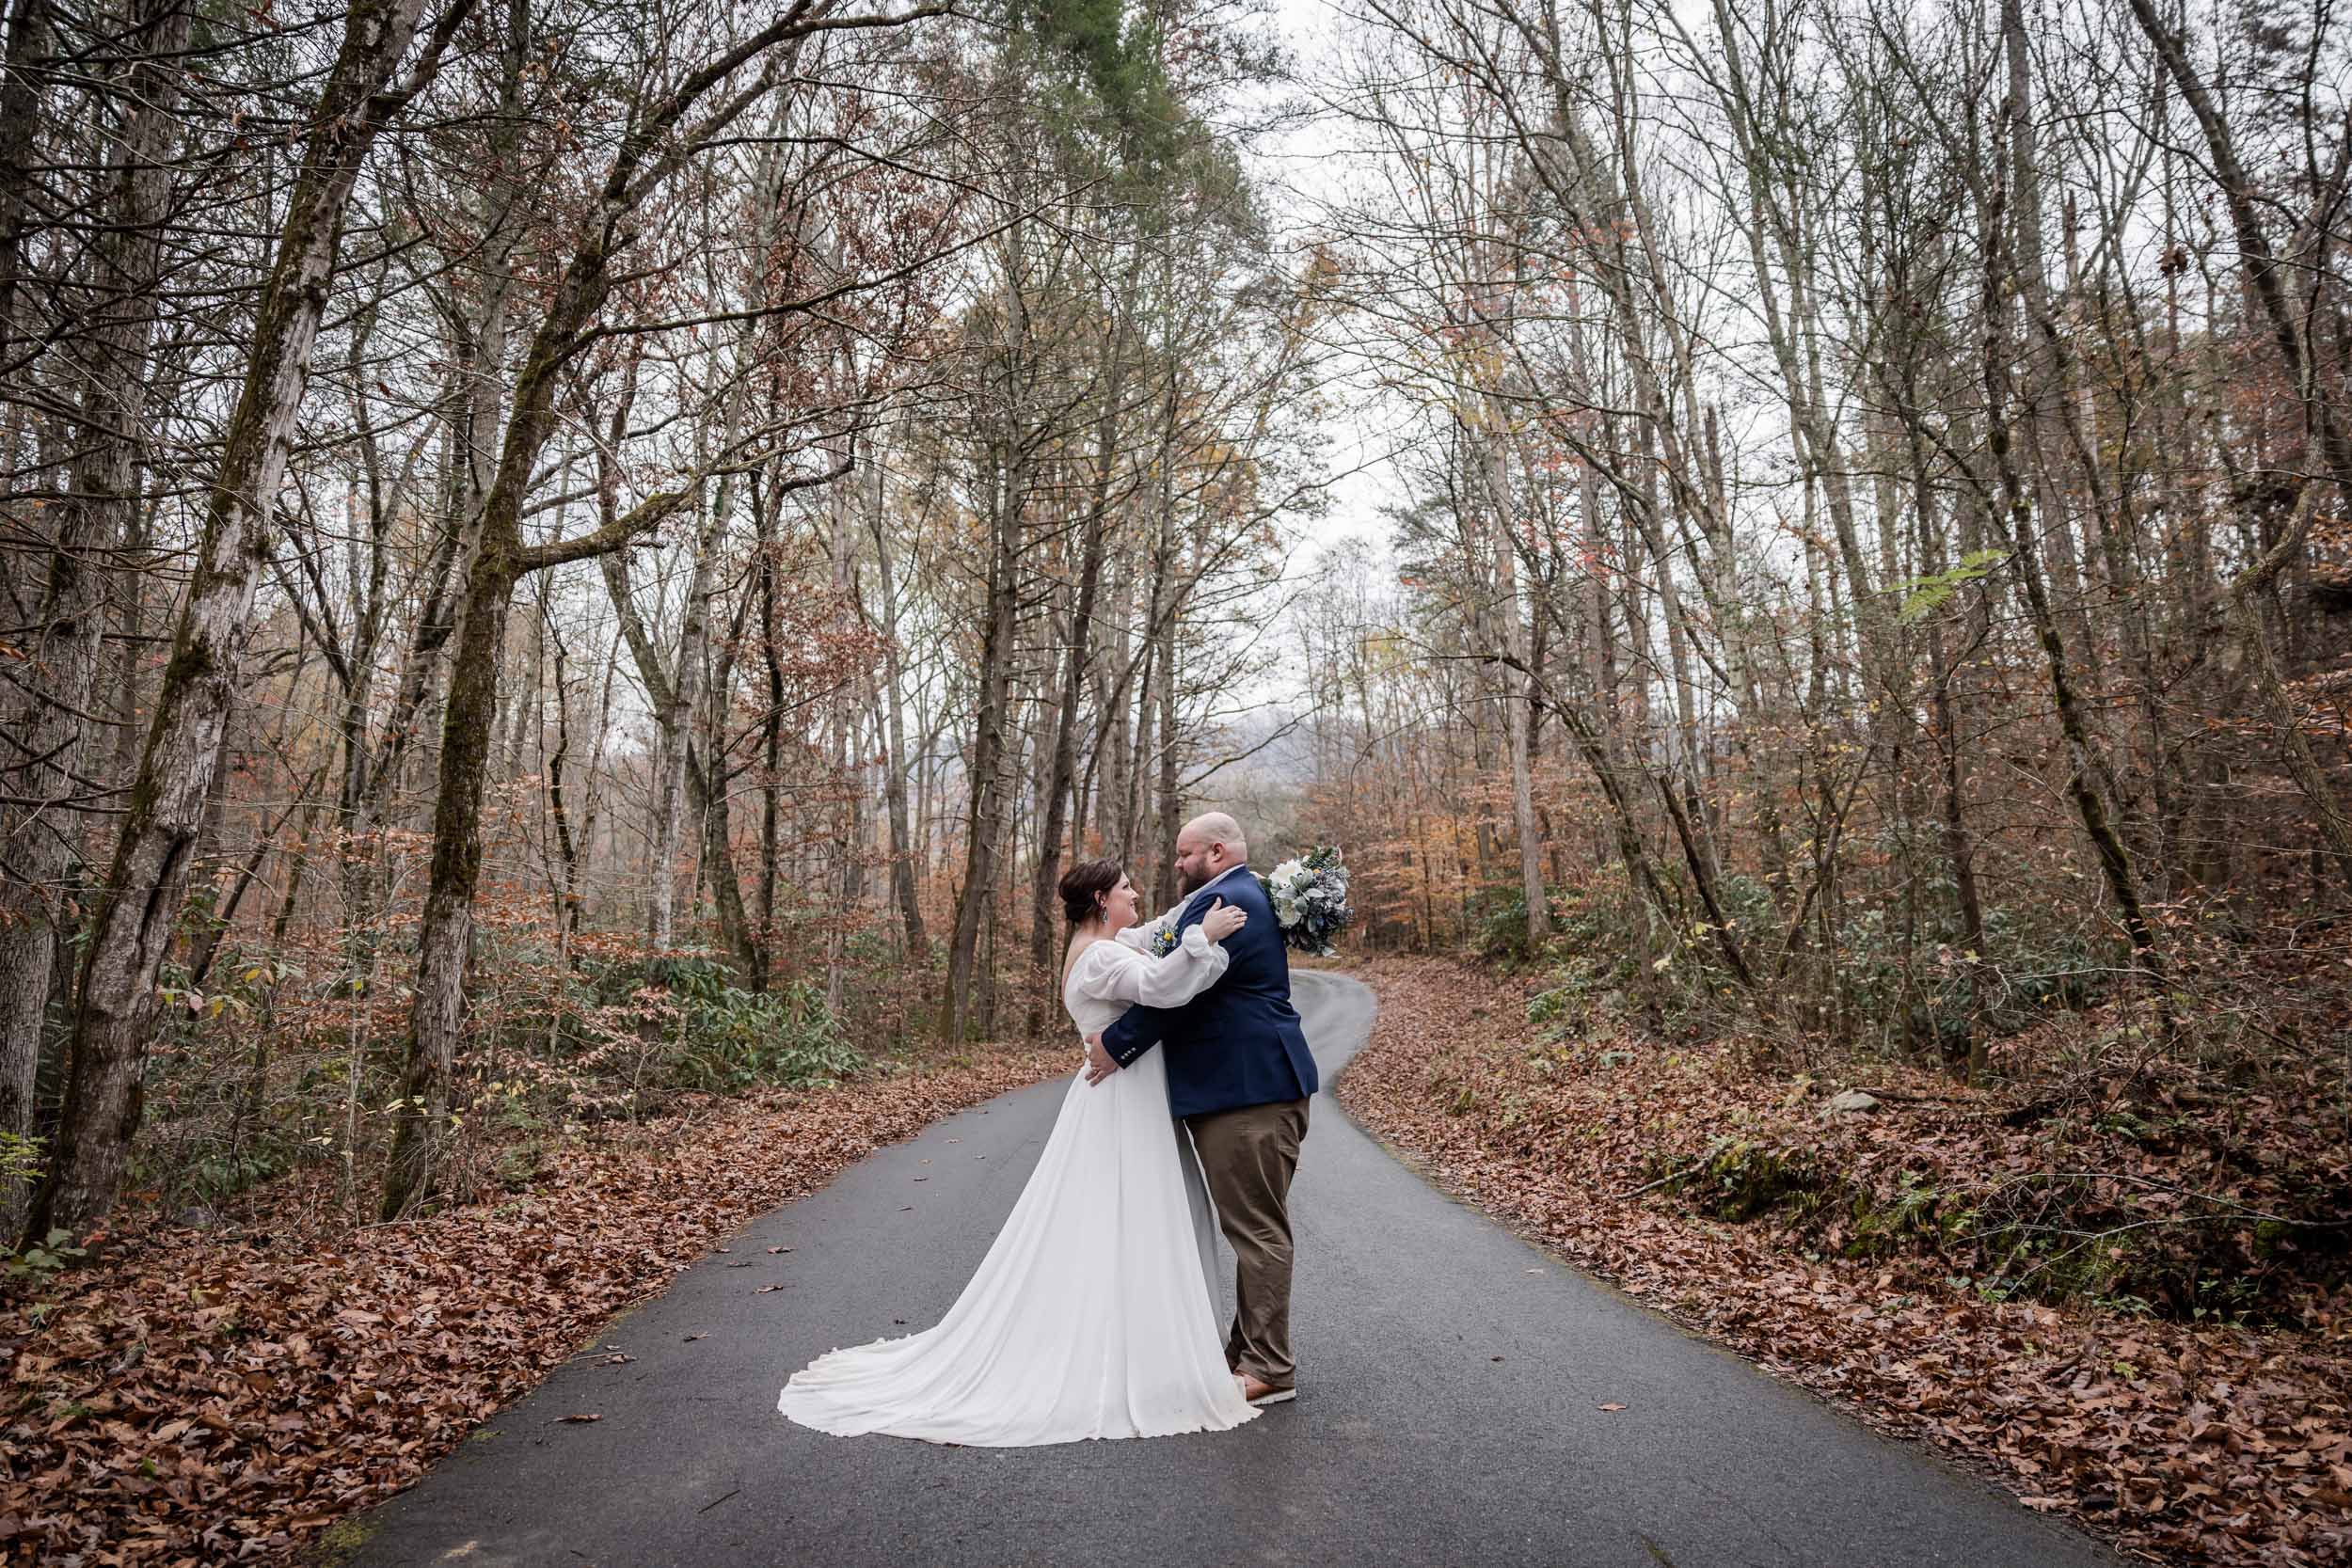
{"left": 775, "top": 923, "right": 1258, "bottom": 1445}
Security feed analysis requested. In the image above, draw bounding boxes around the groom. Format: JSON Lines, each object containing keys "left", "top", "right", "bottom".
{"left": 1085, "top": 811, "right": 1318, "bottom": 1406}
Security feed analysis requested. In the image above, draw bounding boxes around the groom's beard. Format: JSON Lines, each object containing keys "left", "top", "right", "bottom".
{"left": 1178, "top": 864, "right": 1208, "bottom": 895}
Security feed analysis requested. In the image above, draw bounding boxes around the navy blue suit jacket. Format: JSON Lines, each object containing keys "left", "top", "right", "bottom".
{"left": 1101, "top": 863, "right": 1318, "bottom": 1119}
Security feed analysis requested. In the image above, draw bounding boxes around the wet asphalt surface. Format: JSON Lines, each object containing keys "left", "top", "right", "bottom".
{"left": 347, "top": 971, "right": 2114, "bottom": 1568}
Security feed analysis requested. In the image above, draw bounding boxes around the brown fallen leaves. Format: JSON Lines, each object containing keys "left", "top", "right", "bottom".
{"left": 1336, "top": 956, "right": 2351, "bottom": 1568}
{"left": 0, "top": 1039, "right": 1071, "bottom": 1565}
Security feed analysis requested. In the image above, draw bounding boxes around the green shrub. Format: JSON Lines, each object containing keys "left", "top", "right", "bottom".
{"left": 643, "top": 958, "right": 866, "bottom": 1092}
{"left": 4, "top": 1228, "right": 87, "bottom": 1287}
{"left": 1472, "top": 885, "right": 1557, "bottom": 965}
{"left": 1827, "top": 895, "right": 2112, "bottom": 1060}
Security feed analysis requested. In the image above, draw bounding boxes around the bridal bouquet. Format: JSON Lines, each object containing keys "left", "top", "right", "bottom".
{"left": 1261, "top": 847, "right": 1351, "bottom": 956}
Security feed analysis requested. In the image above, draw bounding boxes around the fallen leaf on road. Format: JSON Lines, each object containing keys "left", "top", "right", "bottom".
{"left": 555, "top": 1414, "right": 602, "bottom": 1424}
{"left": 0, "top": 1035, "right": 1107, "bottom": 1563}
{"left": 1340, "top": 955, "right": 2352, "bottom": 1568}
{"left": 755, "top": 1284, "right": 787, "bottom": 1294}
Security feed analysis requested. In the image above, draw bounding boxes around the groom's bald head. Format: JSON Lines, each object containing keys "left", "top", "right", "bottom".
{"left": 1184, "top": 812, "right": 1246, "bottom": 859}
{"left": 1175, "top": 812, "right": 1248, "bottom": 893}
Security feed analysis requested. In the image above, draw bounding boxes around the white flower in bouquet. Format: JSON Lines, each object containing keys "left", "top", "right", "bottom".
{"left": 1256, "top": 847, "right": 1352, "bottom": 955}
{"left": 1268, "top": 858, "right": 1308, "bottom": 927}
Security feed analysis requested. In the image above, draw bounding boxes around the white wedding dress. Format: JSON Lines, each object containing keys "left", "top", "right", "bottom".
{"left": 775, "top": 920, "right": 1260, "bottom": 1445}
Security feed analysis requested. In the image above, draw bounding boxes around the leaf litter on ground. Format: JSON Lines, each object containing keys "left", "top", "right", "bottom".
{"left": 1333, "top": 955, "right": 2350, "bottom": 1568}
{"left": 0, "top": 1037, "right": 1072, "bottom": 1564}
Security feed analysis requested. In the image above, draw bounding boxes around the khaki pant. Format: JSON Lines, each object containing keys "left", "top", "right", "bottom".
{"left": 1184, "top": 1097, "right": 1310, "bottom": 1388}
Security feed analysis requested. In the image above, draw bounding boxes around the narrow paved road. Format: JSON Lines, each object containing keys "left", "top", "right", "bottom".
{"left": 351, "top": 973, "right": 2112, "bottom": 1567}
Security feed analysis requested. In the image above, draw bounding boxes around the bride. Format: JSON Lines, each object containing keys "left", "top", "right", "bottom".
{"left": 775, "top": 857, "right": 1262, "bottom": 1445}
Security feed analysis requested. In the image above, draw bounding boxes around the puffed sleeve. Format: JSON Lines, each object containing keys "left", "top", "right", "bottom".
{"left": 1112, "top": 900, "right": 1189, "bottom": 952}
{"left": 1085, "top": 926, "right": 1231, "bottom": 1009}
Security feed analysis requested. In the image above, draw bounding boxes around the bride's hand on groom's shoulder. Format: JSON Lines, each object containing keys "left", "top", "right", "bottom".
{"left": 1201, "top": 897, "right": 1247, "bottom": 943}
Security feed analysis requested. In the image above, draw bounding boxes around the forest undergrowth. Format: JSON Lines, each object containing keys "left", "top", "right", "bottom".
{"left": 1334, "top": 952, "right": 2352, "bottom": 1568}
{"left": 0, "top": 1035, "right": 1071, "bottom": 1565}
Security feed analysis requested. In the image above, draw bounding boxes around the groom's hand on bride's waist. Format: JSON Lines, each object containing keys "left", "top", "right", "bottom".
{"left": 1084, "top": 1032, "right": 1119, "bottom": 1085}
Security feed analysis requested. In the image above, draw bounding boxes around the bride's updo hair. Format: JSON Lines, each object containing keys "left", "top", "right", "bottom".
{"left": 1058, "top": 858, "right": 1124, "bottom": 927}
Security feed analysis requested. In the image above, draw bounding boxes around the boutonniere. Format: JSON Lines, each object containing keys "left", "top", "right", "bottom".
{"left": 1149, "top": 920, "right": 1181, "bottom": 958}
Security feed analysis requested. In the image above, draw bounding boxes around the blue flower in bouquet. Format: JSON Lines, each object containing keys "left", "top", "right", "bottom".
{"left": 1258, "top": 847, "right": 1352, "bottom": 957}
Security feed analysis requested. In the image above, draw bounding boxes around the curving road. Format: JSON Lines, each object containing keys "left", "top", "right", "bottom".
{"left": 348, "top": 972, "right": 2113, "bottom": 1567}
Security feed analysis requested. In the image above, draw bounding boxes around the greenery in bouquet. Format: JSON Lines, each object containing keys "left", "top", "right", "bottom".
{"left": 1260, "top": 847, "right": 1352, "bottom": 956}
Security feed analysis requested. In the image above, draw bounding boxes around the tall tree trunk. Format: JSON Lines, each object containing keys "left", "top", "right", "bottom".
{"left": 864, "top": 454, "right": 929, "bottom": 962}
{"left": 0, "top": 0, "right": 48, "bottom": 360}
{"left": 1978, "top": 101, "right": 2169, "bottom": 1021}
{"left": 31, "top": 0, "right": 467, "bottom": 1241}
{"left": 378, "top": 0, "right": 904, "bottom": 1212}
{"left": 0, "top": 0, "right": 189, "bottom": 1238}
{"left": 1144, "top": 373, "right": 1184, "bottom": 908}
{"left": 382, "top": 537, "right": 521, "bottom": 1217}
{"left": 1903, "top": 400, "right": 1991, "bottom": 1076}
{"left": 648, "top": 437, "right": 736, "bottom": 953}
{"left": 1025, "top": 341, "right": 1122, "bottom": 1032}
{"left": 940, "top": 434, "right": 1024, "bottom": 1040}
{"left": 756, "top": 473, "right": 787, "bottom": 980}
{"left": 1481, "top": 416, "right": 1549, "bottom": 944}
{"left": 546, "top": 604, "right": 586, "bottom": 950}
